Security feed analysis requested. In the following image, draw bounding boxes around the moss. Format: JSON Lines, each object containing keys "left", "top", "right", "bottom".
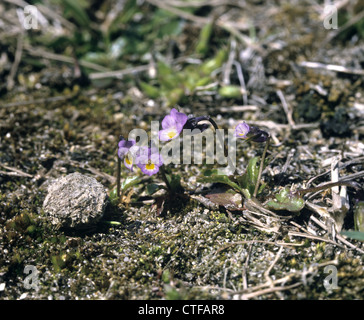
{"left": 321, "top": 106, "right": 351, "bottom": 137}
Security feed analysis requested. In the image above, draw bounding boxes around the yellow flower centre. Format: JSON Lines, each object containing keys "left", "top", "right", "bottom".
{"left": 125, "top": 154, "right": 132, "bottom": 165}
{"left": 167, "top": 130, "right": 177, "bottom": 139}
{"left": 146, "top": 162, "right": 155, "bottom": 170}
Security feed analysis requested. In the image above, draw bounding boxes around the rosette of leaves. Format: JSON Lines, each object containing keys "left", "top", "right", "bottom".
{"left": 265, "top": 187, "right": 305, "bottom": 213}
{"left": 139, "top": 48, "right": 227, "bottom": 106}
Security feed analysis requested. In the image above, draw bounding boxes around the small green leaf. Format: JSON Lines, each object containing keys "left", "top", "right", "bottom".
{"left": 195, "top": 76, "right": 212, "bottom": 88}
{"left": 157, "top": 60, "right": 173, "bottom": 77}
{"left": 202, "top": 168, "right": 220, "bottom": 176}
{"left": 139, "top": 81, "right": 160, "bottom": 98}
{"left": 112, "top": 0, "right": 138, "bottom": 25}
{"left": 146, "top": 183, "right": 163, "bottom": 195}
{"left": 236, "top": 157, "right": 259, "bottom": 197}
{"left": 195, "top": 22, "right": 213, "bottom": 56}
{"left": 341, "top": 230, "right": 364, "bottom": 242}
{"left": 247, "top": 157, "right": 259, "bottom": 185}
{"left": 354, "top": 201, "right": 364, "bottom": 232}
{"left": 61, "top": 0, "right": 90, "bottom": 28}
{"left": 266, "top": 188, "right": 305, "bottom": 213}
{"left": 162, "top": 269, "right": 171, "bottom": 283}
{"left": 170, "top": 174, "right": 182, "bottom": 191}
{"left": 51, "top": 254, "right": 66, "bottom": 272}
{"left": 218, "top": 85, "right": 243, "bottom": 98}
{"left": 201, "top": 48, "right": 228, "bottom": 75}
{"left": 109, "top": 187, "right": 119, "bottom": 205}
{"left": 198, "top": 174, "right": 243, "bottom": 194}
{"left": 165, "top": 87, "right": 184, "bottom": 106}
{"left": 121, "top": 176, "right": 141, "bottom": 191}
{"left": 165, "top": 174, "right": 183, "bottom": 193}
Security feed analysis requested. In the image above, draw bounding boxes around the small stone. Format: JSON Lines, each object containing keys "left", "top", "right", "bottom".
{"left": 43, "top": 172, "right": 108, "bottom": 230}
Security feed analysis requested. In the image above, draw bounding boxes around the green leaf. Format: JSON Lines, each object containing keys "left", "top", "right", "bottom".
{"left": 113, "top": 0, "right": 138, "bottom": 25}
{"left": 236, "top": 157, "right": 259, "bottom": 196}
{"left": 146, "top": 183, "right": 163, "bottom": 195}
{"left": 200, "top": 48, "right": 228, "bottom": 75}
{"left": 139, "top": 81, "right": 160, "bottom": 99}
{"left": 166, "top": 174, "right": 183, "bottom": 193}
{"left": 61, "top": 0, "right": 90, "bottom": 28}
{"left": 121, "top": 176, "right": 141, "bottom": 191}
{"left": 195, "top": 76, "right": 214, "bottom": 88}
{"left": 202, "top": 168, "right": 220, "bottom": 176}
{"left": 218, "top": 85, "right": 243, "bottom": 98}
{"left": 157, "top": 60, "right": 174, "bottom": 78}
{"left": 169, "top": 174, "right": 181, "bottom": 191}
{"left": 51, "top": 254, "right": 66, "bottom": 272}
{"left": 165, "top": 87, "right": 184, "bottom": 106}
{"left": 198, "top": 174, "right": 243, "bottom": 194}
{"left": 266, "top": 188, "right": 305, "bottom": 213}
{"left": 341, "top": 230, "right": 364, "bottom": 242}
{"left": 109, "top": 187, "right": 119, "bottom": 205}
{"left": 354, "top": 201, "right": 364, "bottom": 232}
{"left": 195, "top": 22, "right": 213, "bottom": 56}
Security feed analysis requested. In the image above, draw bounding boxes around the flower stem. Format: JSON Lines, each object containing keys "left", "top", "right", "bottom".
{"left": 117, "top": 156, "right": 121, "bottom": 199}
{"left": 253, "top": 135, "right": 270, "bottom": 198}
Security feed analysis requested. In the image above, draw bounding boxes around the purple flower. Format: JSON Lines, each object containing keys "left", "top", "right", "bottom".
{"left": 235, "top": 122, "right": 250, "bottom": 139}
{"left": 118, "top": 139, "right": 136, "bottom": 158}
{"left": 159, "top": 108, "right": 188, "bottom": 141}
{"left": 135, "top": 147, "right": 163, "bottom": 176}
{"left": 235, "top": 123, "right": 269, "bottom": 142}
{"left": 118, "top": 139, "right": 137, "bottom": 171}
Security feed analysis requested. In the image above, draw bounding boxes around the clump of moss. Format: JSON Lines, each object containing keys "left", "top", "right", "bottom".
{"left": 321, "top": 106, "right": 351, "bottom": 137}
{"left": 296, "top": 93, "right": 323, "bottom": 122}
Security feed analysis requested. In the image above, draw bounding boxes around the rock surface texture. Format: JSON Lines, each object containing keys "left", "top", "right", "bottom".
{"left": 43, "top": 172, "right": 108, "bottom": 229}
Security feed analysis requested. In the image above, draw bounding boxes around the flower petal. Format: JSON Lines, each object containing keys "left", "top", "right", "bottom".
{"left": 118, "top": 139, "right": 135, "bottom": 149}
{"left": 159, "top": 128, "right": 179, "bottom": 141}
{"left": 124, "top": 154, "right": 134, "bottom": 171}
{"left": 161, "top": 114, "right": 176, "bottom": 130}
{"left": 118, "top": 139, "right": 136, "bottom": 159}
{"left": 150, "top": 153, "right": 163, "bottom": 167}
{"left": 235, "top": 122, "right": 250, "bottom": 139}
{"left": 139, "top": 163, "right": 160, "bottom": 176}
{"left": 170, "top": 108, "right": 188, "bottom": 127}
{"left": 118, "top": 147, "right": 128, "bottom": 159}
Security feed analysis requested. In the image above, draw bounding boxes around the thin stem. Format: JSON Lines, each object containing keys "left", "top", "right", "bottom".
{"left": 253, "top": 135, "right": 270, "bottom": 198}
{"left": 117, "top": 156, "right": 121, "bottom": 199}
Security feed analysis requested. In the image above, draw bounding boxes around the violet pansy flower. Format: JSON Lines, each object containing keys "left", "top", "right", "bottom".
{"left": 235, "top": 122, "right": 250, "bottom": 139}
{"left": 136, "top": 147, "right": 163, "bottom": 176}
{"left": 118, "top": 138, "right": 137, "bottom": 171}
{"left": 235, "top": 123, "right": 269, "bottom": 142}
{"left": 159, "top": 108, "right": 188, "bottom": 141}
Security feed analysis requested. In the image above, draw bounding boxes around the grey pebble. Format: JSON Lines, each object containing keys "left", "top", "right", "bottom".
{"left": 43, "top": 172, "right": 108, "bottom": 229}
